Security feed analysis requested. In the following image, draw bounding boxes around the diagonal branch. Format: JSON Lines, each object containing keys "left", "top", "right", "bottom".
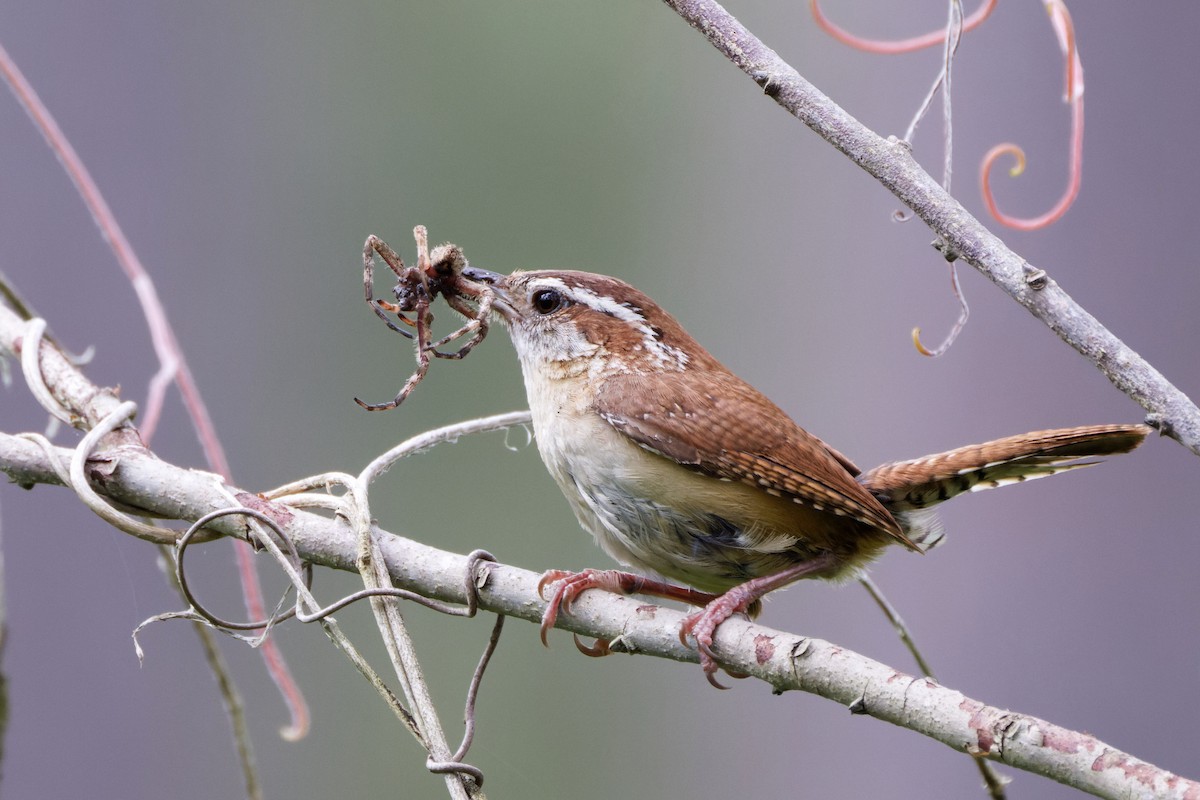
{"left": 659, "top": 0, "right": 1200, "bottom": 456}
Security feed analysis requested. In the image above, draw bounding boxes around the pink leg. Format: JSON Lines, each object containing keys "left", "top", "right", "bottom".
{"left": 679, "top": 553, "right": 841, "bottom": 689}
{"left": 537, "top": 568, "right": 718, "bottom": 648}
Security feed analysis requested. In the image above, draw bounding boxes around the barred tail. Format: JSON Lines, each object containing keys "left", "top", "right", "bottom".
{"left": 859, "top": 423, "right": 1149, "bottom": 548}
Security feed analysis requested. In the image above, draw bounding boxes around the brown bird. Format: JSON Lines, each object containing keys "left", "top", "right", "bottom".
{"left": 457, "top": 265, "right": 1149, "bottom": 686}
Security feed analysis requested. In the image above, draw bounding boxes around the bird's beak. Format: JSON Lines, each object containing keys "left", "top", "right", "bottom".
{"left": 461, "top": 266, "right": 504, "bottom": 285}
{"left": 459, "top": 267, "right": 517, "bottom": 323}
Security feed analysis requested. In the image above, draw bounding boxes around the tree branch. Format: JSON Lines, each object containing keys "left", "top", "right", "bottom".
{"left": 660, "top": 0, "right": 1200, "bottom": 455}
{"left": 1, "top": 302, "right": 1196, "bottom": 799}
{"left": 3, "top": 429, "right": 1197, "bottom": 799}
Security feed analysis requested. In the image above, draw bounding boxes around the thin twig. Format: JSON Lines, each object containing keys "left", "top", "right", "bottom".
{"left": 0, "top": 42, "right": 206, "bottom": 451}
{"left": 899, "top": 0, "right": 963, "bottom": 147}
{"left": 185, "top": 436, "right": 513, "bottom": 795}
{"left": 908, "top": 0, "right": 973, "bottom": 358}
{"left": 859, "top": 575, "right": 1008, "bottom": 800}
{"left": 156, "top": 544, "right": 262, "bottom": 800}
{"left": 0, "top": 39, "right": 307, "bottom": 739}
{"left": 343, "top": 420, "right": 503, "bottom": 798}
{"left": 164, "top": 506, "right": 427, "bottom": 744}
{"left": 858, "top": 576, "right": 936, "bottom": 680}
{"left": 359, "top": 538, "right": 482, "bottom": 799}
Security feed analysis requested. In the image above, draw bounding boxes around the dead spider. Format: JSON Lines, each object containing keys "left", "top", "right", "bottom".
{"left": 355, "top": 225, "right": 495, "bottom": 411}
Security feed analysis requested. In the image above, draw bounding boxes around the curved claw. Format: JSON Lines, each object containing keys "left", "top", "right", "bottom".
{"left": 538, "top": 569, "right": 592, "bottom": 647}
{"left": 704, "top": 666, "right": 731, "bottom": 691}
{"left": 536, "top": 569, "right": 573, "bottom": 600}
{"left": 695, "top": 638, "right": 719, "bottom": 662}
{"left": 537, "top": 568, "right": 612, "bottom": 647}
{"left": 540, "top": 567, "right": 718, "bottom": 659}
{"left": 693, "top": 629, "right": 732, "bottom": 690}
{"left": 539, "top": 610, "right": 557, "bottom": 647}
{"left": 537, "top": 570, "right": 574, "bottom": 646}
{"left": 680, "top": 601, "right": 742, "bottom": 690}
{"left": 572, "top": 634, "right": 612, "bottom": 657}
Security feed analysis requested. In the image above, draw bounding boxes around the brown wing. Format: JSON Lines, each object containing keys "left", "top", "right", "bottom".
{"left": 594, "top": 370, "right": 916, "bottom": 549}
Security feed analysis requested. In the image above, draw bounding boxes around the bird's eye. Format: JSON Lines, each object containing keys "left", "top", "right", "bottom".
{"left": 531, "top": 288, "right": 568, "bottom": 315}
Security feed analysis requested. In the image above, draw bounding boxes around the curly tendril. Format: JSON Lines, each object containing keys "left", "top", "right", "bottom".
{"left": 981, "top": 1, "right": 1084, "bottom": 230}
{"left": 809, "top": 0, "right": 996, "bottom": 55}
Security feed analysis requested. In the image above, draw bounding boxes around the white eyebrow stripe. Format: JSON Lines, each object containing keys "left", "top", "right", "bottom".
{"left": 526, "top": 277, "right": 689, "bottom": 369}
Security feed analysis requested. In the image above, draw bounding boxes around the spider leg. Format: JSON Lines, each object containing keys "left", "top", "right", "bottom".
{"left": 371, "top": 299, "right": 416, "bottom": 339}
{"left": 355, "top": 280, "right": 436, "bottom": 411}
{"left": 364, "top": 234, "right": 408, "bottom": 279}
{"left": 357, "top": 229, "right": 494, "bottom": 410}
{"left": 429, "top": 287, "right": 493, "bottom": 359}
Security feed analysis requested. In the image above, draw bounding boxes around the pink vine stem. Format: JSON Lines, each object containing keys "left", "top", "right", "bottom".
{"left": 0, "top": 40, "right": 309, "bottom": 740}
{"left": 809, "top": 0, "right": 996, "bottom": 55}
{"left": 981, "top": 1, "right": 1084, "bottom": 230}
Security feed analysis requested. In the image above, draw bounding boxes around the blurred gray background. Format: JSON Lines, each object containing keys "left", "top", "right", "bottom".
{"left": 1, "top": 2, "right": 1197, "bottom": 798}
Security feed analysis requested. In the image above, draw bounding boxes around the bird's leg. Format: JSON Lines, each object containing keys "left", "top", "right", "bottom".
{"left": 537, "top": 568, "right": 719, "bottom": 652}
{"left": 680, "top": 552, "right": 841, "bottom": 689}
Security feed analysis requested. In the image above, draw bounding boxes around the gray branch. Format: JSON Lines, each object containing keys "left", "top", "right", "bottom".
{"left": 1, "top": 301, "right": 1197, "bottom": 799}
{"left": 0, "top": 429, "right": 1195, "bottom": 799}
{"left": 660, "top": 0, "right": 1200, "bottom": 455}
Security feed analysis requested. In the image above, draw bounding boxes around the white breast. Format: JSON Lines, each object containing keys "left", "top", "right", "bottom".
{"left": 519, "top": 361, "right": 818, "bottom": 593}
{"left": 520, "top": 363, "right": 645, "bottom": 563}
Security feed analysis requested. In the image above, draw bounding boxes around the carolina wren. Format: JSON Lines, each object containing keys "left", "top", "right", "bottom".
{"left": 456, "top": 266, "right": 1148, "bottom": 685}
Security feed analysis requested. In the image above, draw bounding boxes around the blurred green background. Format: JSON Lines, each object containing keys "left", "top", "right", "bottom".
{"left": 1, "top": 2, "right": 1197, "bottom": 798}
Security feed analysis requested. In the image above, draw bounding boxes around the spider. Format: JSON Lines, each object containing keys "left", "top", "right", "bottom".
{"left": 355, "top": 225, "right": 494, "bottom": 411}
